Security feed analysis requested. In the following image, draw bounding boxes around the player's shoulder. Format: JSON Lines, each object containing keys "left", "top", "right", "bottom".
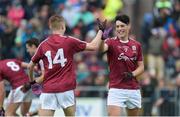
{"left": 11, "top": 59, "right": 22, "bottom": 65}
{"left": 109, "top": 36, "right": 117, "bottom": 40}
{"left": 0, "top": 60, "right": 4, "bottom": 66}
{"left": 5, "top": 59, "right": 18, "bottom": 63}
{"left": 105, "top": 36, "right": 117, "bottom": 42}
{"left": 40, "top": 38, "right": 49, "bottom": 44}
{"left": 1, "top": 59, "right": 21, "bottom": 66}
{"left": 105, "top": 37, "right": 119, "bottom": 45}
{"left": 129, "top": 37, "right": 141, "bottom": 46}
{"left": 37, "top": 38, "right": 49, "bottom": 48}
{"left": 67, "top": 36, "right": 80, "bottom": 41}
{"left": 67, "top": 36, "right": 85, "bottom": 43}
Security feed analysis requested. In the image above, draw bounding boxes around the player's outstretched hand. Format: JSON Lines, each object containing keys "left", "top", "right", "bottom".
{"left": 97, "top": 18, "right": 107, "bottom": 32}
{"left": 21, "top": 81, "right": 36, "bottom": 93}
{"left": 103, "top": 27, "right": 113, "bottom": 40}
{"left": 122, "top": 72, "right": 134, "bottom": 79}
{"left": 0, "top": 107, "right": 5, "bottom": 116}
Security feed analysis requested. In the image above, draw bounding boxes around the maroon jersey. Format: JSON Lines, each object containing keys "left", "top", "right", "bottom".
{"left": 105, "top": 37, "right": 143, "bottom": 89}
{"left": 32, "top": 34, "right": 86, "bottom": 93}
{"left": 0, "top": 59, "right": 29, "bottom": 89}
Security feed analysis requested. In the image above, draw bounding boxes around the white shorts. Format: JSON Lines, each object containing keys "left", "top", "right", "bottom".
{"left": 107, "top": 88, "right": 141, "bottom": 109}
{"left": 40, "top": 90, "right": 75, "bottom": 110}
{"left": 7, "top": 85, "right": 33, "bottom": 103}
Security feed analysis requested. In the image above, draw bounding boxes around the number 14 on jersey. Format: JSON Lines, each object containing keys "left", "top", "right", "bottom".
{"left": 45, "top": 48, "right": 67, "bottom": 69}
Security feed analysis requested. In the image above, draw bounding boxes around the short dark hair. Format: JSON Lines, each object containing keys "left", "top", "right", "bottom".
{"left": 115, "top": 14, "right": 130, "bottom": 25}
{"left": 26, "top": 38, "right": 40, "bottom": 47}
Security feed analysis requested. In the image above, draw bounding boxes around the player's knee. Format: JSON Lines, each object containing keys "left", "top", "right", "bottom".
{"left": 63, "top": 106, "right": 75, "bottom": 116}
{"left": 5, "top": 111, "right": 16, "bottom": 116}
{"left": 21, "top": 111, "right": 27, "bottom": 116}
{"left": 108, "top": 108, "right": 121, "bottom": 116}
{"left": 108, "top": 109, "right": 114, "bottom": 116}
{"left": 108, "top": 111, "right": 111, "bottom": 116}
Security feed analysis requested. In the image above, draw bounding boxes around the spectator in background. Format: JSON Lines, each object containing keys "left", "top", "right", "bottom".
{"left": 7, "top": 0, "right": 25, "bottom": 27}
{"left": 172, "top": 0, "right": 180, "bottom": 36}
{"left": 141, "top": 14, "right": 152, "bottom": 53}
{"left": 23, "top": 0, "right": 37, "bottom": 20}
{"left": 38, "top": 5, "right": 52, "bottom": 27}
{"left": 98, "top": 14, "right": 144, "bottom": 116}
{"left": 175, "top": 74, "right": 180, "bottom": 115}
{"left": 0, "top": 0, "right": 11, "bottom": 15}
{"left": 21, "top": 23, "right": 38, "bottom": 61}
{"left": 61, "top": 1, "right": 81, "bottom": 29}
{"left": 77, "top": 62, "right": 90, "bottom": 84}
{"left": 78, "top": 3, "right": 95, "bottom": 29}
{"left": 103, "top": 0, "right": 123, "bottom": 21}
{"left": 70, "top": 2, "right": 95, "bottom": 40}
{"left": 147, "top": 27, "right": 166, "bottom": 79}
{"left": 141, "top": 0, "right": 173, "bottom": 54}
{"left": 0, "top": 17, "right": 17, "bottom": 59}
{"left": 141, "top": 71, "right": 157, "bottom": 116}
{"left": 152, "top": 79, "right": 176, "bottom": 116}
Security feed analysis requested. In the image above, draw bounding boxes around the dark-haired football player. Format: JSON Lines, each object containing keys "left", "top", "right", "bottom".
{"left": 99, "top": 14, "right": 144, "bottom": 116}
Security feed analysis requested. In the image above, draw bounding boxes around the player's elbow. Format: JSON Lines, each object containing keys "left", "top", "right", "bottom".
{"left": 86, "top": 43, "right": 98, "bottom": 51}
{"left": 141, "top": 65, "right": 145, "bottom": 73}
{"left": 28, "top": 61, "right": 35, "bottom": 69}
{"left": 138, "top": 61, "right": 144, "bottom": 74}
{"left": 91, "top": 44, "right": 99, "bottom": 51}
{"left": 28, "top": 65, "right": 33, "bottom": 71}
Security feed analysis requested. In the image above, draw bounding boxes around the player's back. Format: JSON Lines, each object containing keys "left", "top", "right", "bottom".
{"left": 0, "top": 59, "right": 29, "bottom": 89}
{"left": 32, "top": 34, "right": 86, "bottom": 93}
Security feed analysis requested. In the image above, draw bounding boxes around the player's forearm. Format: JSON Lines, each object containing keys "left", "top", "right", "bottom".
{"left": 35, "top": 69, "right": 44, "bottom": 83}
{"left": 0, "top": 82, "right": 5, "bottom": 108}
{"left": 29, "top": 69, "right": 34, "bottom": 82}
{"left": 0, "top": 91, "right": 5, "bottom": 108}
{"left": 21, "top": 62, "right": 29, "bottom": 68}
{"left": 90, "top": 30, "right": 103, "bottom": 50}
{"left": 28, "top": 61, "right": 35, "bottom": 82}
{"left": 132, "top": 62, "right": 144, "bottom": 77}
{"left": 35, "top": 75, "right": 44, "bottom": 83}
{"left": 99, "top": 41, "right": 105, "bottom": 52}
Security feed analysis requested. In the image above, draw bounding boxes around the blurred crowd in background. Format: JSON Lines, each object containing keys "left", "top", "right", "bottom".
{"left": 140, "top": 0, "right": 180, "bottom": 115}
{"left": 0, "top": 0, "right": 179, "bottom": 116}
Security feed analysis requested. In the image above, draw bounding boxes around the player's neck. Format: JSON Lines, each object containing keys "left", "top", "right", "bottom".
{"left": 118, "top": 36, "right": 129, "bottom": 41}
{"left": 52, "top": 30, "right": 64, "bottom": 36}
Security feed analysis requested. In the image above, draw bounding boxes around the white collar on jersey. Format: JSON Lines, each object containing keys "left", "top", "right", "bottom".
{"left": 119, "top": 39, "right": 129, "bottom": 43}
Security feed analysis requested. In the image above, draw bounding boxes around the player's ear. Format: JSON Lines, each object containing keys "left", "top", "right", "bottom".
{"left": 127, "top": 23, "right": 131, "bottom": 30}
{"left": 63, "top": 26, "right": 66, "bottom": 31}
{"left": 48, "top": 20, "right": 51, "bottom": 29}
{"left": 49, "top": 24, "right": 52, "bottom": 30}
{"left": 61, "top": 25, "right": 64, "bottom": 30}
{"left": 127, "top": 24, "right": 131, "bottom": 34}
{"left": 61, "top": 23, "right": 66, "bottom": 31}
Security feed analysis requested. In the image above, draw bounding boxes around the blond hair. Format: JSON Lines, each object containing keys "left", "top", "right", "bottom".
{"left": 48, "top": 15, "right": 65, "bottom": 30}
